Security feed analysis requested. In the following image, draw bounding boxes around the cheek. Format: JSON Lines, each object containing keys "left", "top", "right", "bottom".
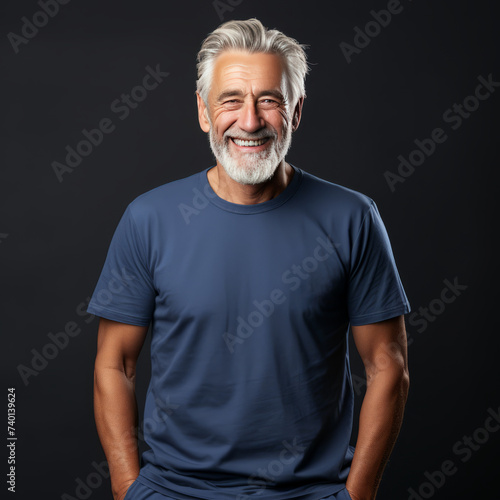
{"left": 265, "top": 111, "right": 290, "bottom": 134}
{"left": 213, "top": 113, "right": 238, "bottom": 137}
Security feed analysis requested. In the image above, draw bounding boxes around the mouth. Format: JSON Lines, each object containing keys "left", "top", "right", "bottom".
{"left": 230, "top": 137, "right": 270, "bottom": 148}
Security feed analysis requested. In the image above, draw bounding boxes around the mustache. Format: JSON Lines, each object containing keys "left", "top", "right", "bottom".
{"left": 223, "top": 128, "right": 277, "bottom": 141}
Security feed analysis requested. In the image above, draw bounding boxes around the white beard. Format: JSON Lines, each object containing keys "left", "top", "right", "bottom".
{"left": 207, "top": 120, "right": 293, "bottom": 185}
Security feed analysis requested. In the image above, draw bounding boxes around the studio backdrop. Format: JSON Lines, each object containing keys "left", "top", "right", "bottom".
{"left": 2, "top": 1, "right": 499, "bottom": 499}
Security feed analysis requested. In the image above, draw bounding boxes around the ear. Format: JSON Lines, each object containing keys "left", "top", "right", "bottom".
{"left": 291, "top": 96, "right": 304, "bottom": 132}
{"left": 196, "top": 92, "right": 211, "bottom": 133}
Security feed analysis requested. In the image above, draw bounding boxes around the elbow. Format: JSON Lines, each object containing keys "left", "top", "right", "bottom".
{"left": 390, "top": 355, "right": 409, "bottom": 402}
{"left": 94, "top": 352, "right": 137, "bottom": 385}
{"left": 373, "top": 358, "right": 410, "bottom": 402}
{"left": 387, "top": 348, "right": 410, "bottom": 402}
{"left": 400, "top": 366, "right": 410, "bottom": 402}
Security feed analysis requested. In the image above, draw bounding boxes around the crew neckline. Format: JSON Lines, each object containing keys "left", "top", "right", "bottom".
{"left": 199, "top": 163, "right": 303, "bottom": 214}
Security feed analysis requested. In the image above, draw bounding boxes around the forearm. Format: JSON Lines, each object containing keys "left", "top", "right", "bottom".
{"left": 346, "top": 366, "right": 409, "bottom": 500}
{"left": 94, "top": 366, "right": 140, "bottom": 500}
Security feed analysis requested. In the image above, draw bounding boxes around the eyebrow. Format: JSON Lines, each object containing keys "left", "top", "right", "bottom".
{"left": 216, "top": 89, "right": 286, "bottom": 103}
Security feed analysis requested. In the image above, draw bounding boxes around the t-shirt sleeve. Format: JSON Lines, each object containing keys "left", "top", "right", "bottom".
{"left": 87, "top": 205, "right": 156, "bottom": 326}
{"left": 347, "top": 201, "right": 410, "bottom": 326}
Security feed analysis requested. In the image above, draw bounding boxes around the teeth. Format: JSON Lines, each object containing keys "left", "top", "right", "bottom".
{"left": 233, "top": 138, "right": 268, "bottom": 147}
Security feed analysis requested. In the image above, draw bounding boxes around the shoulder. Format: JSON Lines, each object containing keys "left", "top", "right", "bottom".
{"left": 297, "top": 166, "right": 375, "bottom": 216}
{"left": 125, "top": 168, "right": 206, "bottom": 221}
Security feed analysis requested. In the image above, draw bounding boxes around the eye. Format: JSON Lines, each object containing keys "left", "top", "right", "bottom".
{"left": 222, "top": 99, "right": 242, "bottom": 109}
{"left": 259, "top": 99, "right": 280, "bottom": 109}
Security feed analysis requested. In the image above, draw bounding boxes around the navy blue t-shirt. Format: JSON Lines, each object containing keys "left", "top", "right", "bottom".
{"left": 87, "top": 164, "right": 410, "bottom": 500}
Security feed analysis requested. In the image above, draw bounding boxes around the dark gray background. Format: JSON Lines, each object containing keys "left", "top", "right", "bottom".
{"left": 2, "top": 0, "right": 499, "bottom": 499}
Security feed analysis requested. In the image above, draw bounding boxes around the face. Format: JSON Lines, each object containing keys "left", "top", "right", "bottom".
{"left": 197, "top": 51, "right": 302, "bottom": 185}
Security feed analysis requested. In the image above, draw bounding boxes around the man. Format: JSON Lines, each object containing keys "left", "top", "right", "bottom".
{"left": 89, "top": 18, "right": 410, "bottom": 500}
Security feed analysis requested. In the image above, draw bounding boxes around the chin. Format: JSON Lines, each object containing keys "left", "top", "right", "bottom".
{"left": 223, "top": 157, "right": 281, "bottom": 185}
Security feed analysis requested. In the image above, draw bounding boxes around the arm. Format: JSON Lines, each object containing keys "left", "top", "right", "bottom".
{"left": 93, "top": 317, "right": 149, "bottom": 500}
{"left": 346, "top": 315, "right": 410, "bottom": 500}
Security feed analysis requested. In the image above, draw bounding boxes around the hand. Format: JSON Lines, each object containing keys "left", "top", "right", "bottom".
{"left": 114, "top": 478, "right": 137, "bottom": 500}
{"left": 346, "top": 488, "right": 367, "bottom": 500}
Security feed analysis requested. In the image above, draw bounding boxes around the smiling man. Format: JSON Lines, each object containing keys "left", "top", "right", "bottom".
{"left": 89, "top": 19, "right": 410, "bottom": 500}
{"left": 201, "top": 50, "right": 295, "bottom": 191}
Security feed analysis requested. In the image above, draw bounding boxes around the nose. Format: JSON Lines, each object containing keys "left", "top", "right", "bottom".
{"left": 237, "top": 101, "right": 265, "bottom": 133}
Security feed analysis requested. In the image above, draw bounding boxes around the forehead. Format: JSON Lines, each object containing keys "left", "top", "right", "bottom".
{"left": 211, "top": 51, "right": 285, "bottom": 97}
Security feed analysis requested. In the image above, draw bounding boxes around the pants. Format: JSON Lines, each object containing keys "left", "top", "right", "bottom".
{"left": 124, "top": 478, "right": 353, "bottom": 500}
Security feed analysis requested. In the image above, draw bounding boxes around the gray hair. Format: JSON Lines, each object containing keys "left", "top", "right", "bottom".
{"left": 196, "top": 18, "right": 309, "bottom": 111}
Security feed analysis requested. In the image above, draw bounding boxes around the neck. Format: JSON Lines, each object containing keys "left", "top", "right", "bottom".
{"left": 207, "top": 161, "right": 294, "bottom": 205}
